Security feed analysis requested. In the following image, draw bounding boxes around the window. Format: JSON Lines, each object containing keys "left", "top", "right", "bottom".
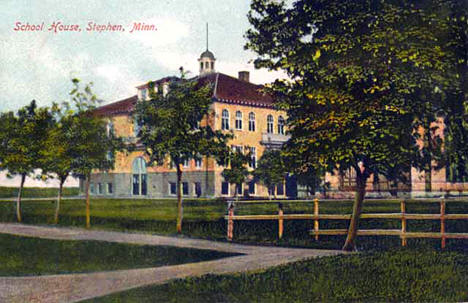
{"left": 236, "top": 184, "right": 243, "bottom": 195}
{"left": 267, "top": 115, "right": 274, "bottom": 133}
{"left": 221, "top": 182, "right": 229, "bottom": 195}
{"left": 132, "top": 157, "right": 147, "bottom": 195}
{"left": 211, "top": 62, "right": 214, "bottom": 70}
{"left": 106, "top": 121, "right": 114, "bottom": 137}
{"left": 222, "top": 109, "right": 229, "bottom": 130}
{"left": 277, "top": 182, "right": 285, "bottom": 196}
{"left": 140, "top": 88, "right": 147, "bottom": 100}
{"left": 195, "top": 157, "right": 202, "bottom": 169}
{"left": 278, "top": 116, "right": 285, "bottom": 135}
{"left": 169, "top": 182, "right": 176, "bottom": 195}
{"left": 248, "top": 181, "right": 256, "bottom": 195}
{"left": 205, "top": 62, "right": 209, "bottom": 69}
{"left": 200, "top": 62, "right": 203, "bottom": 69}
{"left": 107, "top": 183, "right": 113, "bottom": 194}
{"left": 182, "top": 182, "right": 189, "bottom": 196}
{"left": 232, "top": 145, "right": 243, "bottom": 153}
{"left": 106, "top": 150, "right": 113, "bottom": 161}
{"left": 194, "top": 182, "right": 202, "bottom": 197}
{"left": 90, "top": 183, "right": 95, "bottom": 194}
{"left": 133, "top": 116, "right": 141, "bottom": 137}
{"left": 235, "top": 111, "right": 242, "bottom": 130}
{"left": 157, "top": 83, "right": 163, "bottom": 95}
{"left": 249, "top": 147, "right": 256, "bottom": 168}
{"left": 248, "top": 112, "right": 255, "bottom": 131}
{"left": 183, "top": 159, "right": 190, "bottom": 168}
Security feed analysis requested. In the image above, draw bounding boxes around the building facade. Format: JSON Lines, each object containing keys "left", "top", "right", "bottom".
{"left": 87, "top": 49, "right": 292, "bottom": 198}
{"left": 85, "top": 49, "right": 467, "bottom": 199}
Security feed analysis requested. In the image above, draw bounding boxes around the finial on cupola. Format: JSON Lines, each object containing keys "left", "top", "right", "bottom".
{"left": 198, "top": 23, "right": 216, "bottom": 76}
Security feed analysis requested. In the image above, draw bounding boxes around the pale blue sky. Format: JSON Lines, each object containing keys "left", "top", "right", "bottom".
{"left": 0, "top": 0, "right": 285, "bottom": 187}
{"left": 0, "top": 0, "right": 283, "bottom": 112}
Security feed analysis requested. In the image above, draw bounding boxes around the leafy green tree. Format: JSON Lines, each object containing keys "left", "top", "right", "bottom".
{"left": 135, "top": 70, "right": 231, "bottom": 233}
{"left": 245, "top": 0, "right": 451, "bottom": 250}
{"left": 435, "top": 0, "right": 468, "bottom": 184}
{"left": 39, "top": 104, "right": 76, "bottom": 224}
{"left": 295, "top": 168, "right": 323, "bottom": 197}
{"left": 254, "top": 149, "right": 287, "bottom": 199}
{"left": 0, "top": 100, "right": 53, "bottom": 222}
{"left": 66, "top": 79, "right": 123, "bottom": 228}
{"left": 222, "top": 149, "right": 251, "bottom": 200}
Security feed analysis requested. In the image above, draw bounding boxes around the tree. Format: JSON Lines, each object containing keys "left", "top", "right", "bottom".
{"left": 39, "top": 104, "right": 76, "bottom": 224}
{"left": 245, "top": 0, "right": 451, "bottom": 251}
{"left": 135, "top": 70, "right": 231, "bottom": 233}
{"left": 67, "top": 79, "right": 122, "bottom": 228}
{"left": 254, "top": 149, "right": 287, "bottom": 199}
{"left": 0, "top": 100, "right": 53, "bottom": 222}
{"left": 222, "top": 149, "right": 251, "bottom": 200}
{"left": 435, "top": 0, "right": 468, "bottom": 185}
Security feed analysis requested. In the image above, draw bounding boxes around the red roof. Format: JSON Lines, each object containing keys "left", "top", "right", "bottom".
{"left": 200, "top": 73, "right": 274, "bottom": 108}
{"left": 94, "top": 72, "right": 275, "bottom": 116}
{"left": 93, "top": 95, "right": 137, "bottom": 116}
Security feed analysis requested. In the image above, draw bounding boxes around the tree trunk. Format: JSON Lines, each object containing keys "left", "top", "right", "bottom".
{"left": 425, "top": 166, "right": 432, "bottom": 192}
{"left": 424, "top": 120, "right": 432, "bottom": 192}
{"left": 176, "top": 164, "right": 183, "bottom": 233}
{"left": 54, "top": 177, "right": 66, "bottom": 224}
{"left": 16, "top": 173, "right": 26, "bottom": 222}
{"left": 342, "top": 173, "right": 367, "bottom": 251}
{"left": 85, "top": 174, "right": 91, "bottom": 228}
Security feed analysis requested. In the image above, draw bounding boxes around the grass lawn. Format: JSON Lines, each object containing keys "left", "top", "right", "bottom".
{"left": 0, "top": 198, "right": 467, "bottom": 250}
{"left": 0, "top": 186, "right": 79, "bottom": 198}
{"left": 1, "top": 198, "right": 467, "bottom": 302}
{"left": 0, "top": 233, "right": 237, "bottom": 276}
{"left": 86, "top": 249, "right": 468, "bottom": 302}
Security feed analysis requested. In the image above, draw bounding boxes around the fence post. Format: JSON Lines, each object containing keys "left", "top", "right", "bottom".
{"left": 278, "top": 202, "right": 284, "bottom": 239}
{"left": 440, "top": 199, "right": 446, "bottom": 249}
{"left": 227, "top": 202, "right": 234, "bottom": 241}
{"left": 400, "top": 200, "right": 407, "bottom": 247}
{"left": 314, "top": 198, "right": 319, "bottom": 241}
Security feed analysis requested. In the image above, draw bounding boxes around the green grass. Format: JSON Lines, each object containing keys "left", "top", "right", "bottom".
{"left": 0, "top": 186, "right": 79, "bottom": 198}
{"left": 0, "top": 233, "right": 237, "bottom": 276}
{"left": 0, "top": 198, "right": 466, "bottom": 251}
{"left": 86, "top": 249, "right": 468, "bottom": 303}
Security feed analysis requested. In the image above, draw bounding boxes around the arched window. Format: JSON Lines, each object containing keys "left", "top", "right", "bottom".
{"left": 248, "top": 112, "right": 255, "bottom": 131}
{"left": 267, "top": 115, "right": 274, "bottom": 133}
{"left": 222, "top": 109, "right": 229, "bottom": 130}
{"left": 235, "top": 111, "right": 242, "bottom": 130}
{"left": 200, "top": 62, "right": 203, "bottom": 69}
{"left": 132, "top": 157, "right": 147, "bottom": 195}
{"left": 278, "top": 116, "right": 285, "bottom": 135}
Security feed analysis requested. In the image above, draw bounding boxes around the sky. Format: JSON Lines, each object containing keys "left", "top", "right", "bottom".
{"left": 0, "top": 0, "right": 285, "bottom": 187}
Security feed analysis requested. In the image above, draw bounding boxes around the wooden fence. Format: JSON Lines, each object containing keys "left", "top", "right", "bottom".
{"left": 224, "top": 199, "right": 468, "bottom": 248}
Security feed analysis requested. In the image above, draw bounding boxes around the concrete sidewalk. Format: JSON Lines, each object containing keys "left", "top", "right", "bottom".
{"left": 0, "top": 223, "right": 343, "bottom": 303}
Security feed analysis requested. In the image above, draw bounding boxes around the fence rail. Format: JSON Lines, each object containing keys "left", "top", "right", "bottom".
{"left": 224, "top": 199, "right": 468, "bottom": 248}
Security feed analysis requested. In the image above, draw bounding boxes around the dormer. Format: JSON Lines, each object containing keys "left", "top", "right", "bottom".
{"left": 136, "top": 83, "right": 150, "bottom": 101}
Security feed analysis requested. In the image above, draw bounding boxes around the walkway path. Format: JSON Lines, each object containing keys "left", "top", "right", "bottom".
{"left": 0, "top": 223, "right": 343, "bottom": 303}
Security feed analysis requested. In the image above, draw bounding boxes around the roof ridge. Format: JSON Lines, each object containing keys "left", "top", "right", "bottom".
{"left": 98, "top": 95, "right": 137, "bottom": 108}
{"left": 213, "top": 73, "right": 220, "bottom": 98}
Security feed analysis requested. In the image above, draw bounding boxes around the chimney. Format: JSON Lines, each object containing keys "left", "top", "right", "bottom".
{"left": 238, "top": 71, "right": 250, "bottom": 82}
